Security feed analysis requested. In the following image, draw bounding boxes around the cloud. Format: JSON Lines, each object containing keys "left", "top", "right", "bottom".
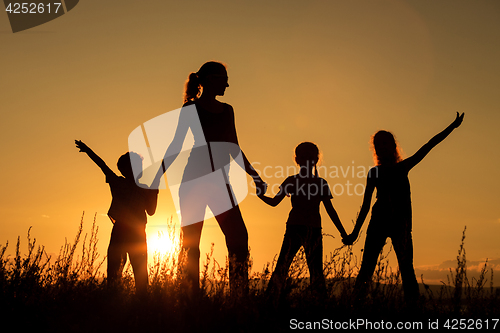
{"left": 41, "top": 215, "right": 50, "bottom": 218}
{"left": 415, "top": 258, "right": 500, "bottom": 286}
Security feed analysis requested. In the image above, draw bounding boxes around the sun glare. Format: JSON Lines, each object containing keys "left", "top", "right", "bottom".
{"left": 147, "top": 230, "right": 179, "bottom": 258}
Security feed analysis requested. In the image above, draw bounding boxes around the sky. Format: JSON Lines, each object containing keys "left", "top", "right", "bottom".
{"left": 1, "top": 0, "right": 499, "bottom": 286}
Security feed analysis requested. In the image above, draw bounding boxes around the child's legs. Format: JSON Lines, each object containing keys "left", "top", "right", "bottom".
{"left": 127, "top": 226, "right": 149, "bottom": 295}
{"left": 107, "top": 223, "right": 128, "bottom": 284}
{"left": 303, "top": 227, "right": 326, "bottom": 294}
{"left": 391, "top": 227, "right": 419, "bottom": 303}
{"left": 215, "top": 205, "right": 249, "bottom": 293}
{"left": 355, "top": 226, "right": 388, "bottom": 291}
{"left": 268, "top": 225, "right": 304, "bottom": 295}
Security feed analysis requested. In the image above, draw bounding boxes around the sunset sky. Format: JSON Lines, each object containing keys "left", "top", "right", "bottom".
{"left": 1, "top": 0, "right": 499, "bottom": 285}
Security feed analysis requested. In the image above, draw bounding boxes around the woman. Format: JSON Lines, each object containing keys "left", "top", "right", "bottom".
{"left": 153, "top": 61, "right": 266, "bottom": 295}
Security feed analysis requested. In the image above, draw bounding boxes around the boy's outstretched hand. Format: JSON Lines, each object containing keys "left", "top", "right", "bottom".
{"left": 75, "top": 140, "right": 90, "bottom": 153}
{"left": 452, "top": 112, "right": 465, "bottom": 129}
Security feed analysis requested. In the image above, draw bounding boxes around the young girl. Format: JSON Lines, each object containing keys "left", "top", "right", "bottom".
{"left": 258, "top": 142, "right": 348, "bottom": 299}
{"left": 343, "top": 112, "right": 465, "bottom": 304}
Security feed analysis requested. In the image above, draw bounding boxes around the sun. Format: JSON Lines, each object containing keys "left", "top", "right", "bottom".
{"left": 147, "top": 229, "right": 179, "bottom": 258}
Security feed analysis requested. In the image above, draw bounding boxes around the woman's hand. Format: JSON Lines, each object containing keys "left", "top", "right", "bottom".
{"left": 254, "top": 179, "right": 268, "bottom": 197}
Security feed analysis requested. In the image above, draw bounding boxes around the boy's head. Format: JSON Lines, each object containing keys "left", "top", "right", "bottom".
{"left": 117, "top": 152, "right": 143, "bottom": 180}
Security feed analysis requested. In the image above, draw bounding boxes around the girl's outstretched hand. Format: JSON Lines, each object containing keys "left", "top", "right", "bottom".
{"left": 75, "top": 140, "right": 90, "bottom": 153}
{"left": 452, "top": 112, "right": 465, "bottom": 128}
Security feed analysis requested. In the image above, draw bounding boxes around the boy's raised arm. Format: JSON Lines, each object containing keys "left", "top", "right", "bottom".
{"left": 75, "top": 140, "right": 114, "bottom": 177}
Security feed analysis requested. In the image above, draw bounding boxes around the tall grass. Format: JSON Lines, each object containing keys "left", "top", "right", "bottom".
{"left": 0, "top": 215, "right": 499, "bottom": 332}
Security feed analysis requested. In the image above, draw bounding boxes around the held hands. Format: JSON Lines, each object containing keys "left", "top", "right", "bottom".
{"left": 254, "top": 178, "right": 268, "bottom": 197}
{"left": 452, "top": 112, "right": 465, "bottom": 129}
{"left": 342, "top": 230, "right": 359, "bottom": 246}
{"left": 75, "top": 140, "right": 91, "bottom": 153}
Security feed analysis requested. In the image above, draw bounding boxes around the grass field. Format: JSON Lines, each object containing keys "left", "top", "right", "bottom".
{"left": 1, "top": 214, "right": 499, "bottom": 332}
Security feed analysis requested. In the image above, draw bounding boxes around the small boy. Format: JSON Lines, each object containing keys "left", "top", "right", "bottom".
{"left": 75, "top": 140, "right": 158, "bottom": 295}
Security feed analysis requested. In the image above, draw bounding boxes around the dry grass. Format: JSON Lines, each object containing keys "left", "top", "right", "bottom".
{"left": 0, "top": 214, "right": 499, "bottom": 332}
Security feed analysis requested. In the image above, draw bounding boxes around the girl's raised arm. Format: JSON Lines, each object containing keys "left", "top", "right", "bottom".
{"left": 404, "top": 112, "right": 464, "bottom": 171}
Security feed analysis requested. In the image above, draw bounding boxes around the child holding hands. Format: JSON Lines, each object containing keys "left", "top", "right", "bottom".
{"left": 343, "top": 112, "right": 464, "bottom": 305}
{"left": 258, "top": 142, "right": 347, "bottom": 299}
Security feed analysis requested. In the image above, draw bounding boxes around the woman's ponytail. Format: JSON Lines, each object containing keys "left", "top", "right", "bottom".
{"left": 183, "top": 61, "right": 227, "bottom": 103}
{"left": 183, "top": 72, "right": 201, "bottom": 103}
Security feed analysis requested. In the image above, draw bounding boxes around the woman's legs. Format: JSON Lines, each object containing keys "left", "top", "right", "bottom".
{"left": 216, "top": 205, "right": 249, "bottom": 295}
{"left": 178, "top": 183, "right": 207, "bottom": 295}
{"left": 177, "top": 182, "right": 250, "bottom": 296}
{"left": 180, "top": 221, "right": 204, "bottom": 294}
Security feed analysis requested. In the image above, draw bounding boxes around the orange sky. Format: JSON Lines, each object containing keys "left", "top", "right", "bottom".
{"left": 1, "top": 0, "right": 499, "bottom": 285}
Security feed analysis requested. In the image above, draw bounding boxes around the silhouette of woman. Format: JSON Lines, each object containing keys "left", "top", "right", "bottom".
{"left": 343, "top": 112, "right": 464, "bottom": 305}
{"left": 153, "top": 61, "right": 267, "bottom": 295}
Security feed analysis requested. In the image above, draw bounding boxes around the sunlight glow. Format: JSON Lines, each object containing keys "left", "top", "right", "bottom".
{"left": 147, "top": 230, "right": 179, "bottom": 258}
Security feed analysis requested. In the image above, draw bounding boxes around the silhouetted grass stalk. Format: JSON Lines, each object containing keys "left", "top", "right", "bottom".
{"left": 0, "top": 216, "right": 499, "bottom": 331}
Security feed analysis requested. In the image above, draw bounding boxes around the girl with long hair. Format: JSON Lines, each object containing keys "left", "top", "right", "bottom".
{"left": 344, "top": 112, "right": 464, "bottom": 305}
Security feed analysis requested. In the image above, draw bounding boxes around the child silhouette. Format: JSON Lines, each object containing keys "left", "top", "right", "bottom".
{"left": 343, "top": 112, "right": 464, "bottom": 305}
{"left": 258, "top": 142, "right": 348, "bottom": 300}
{"left": 75, "top": 140, "right": 159, "bottom": 295}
